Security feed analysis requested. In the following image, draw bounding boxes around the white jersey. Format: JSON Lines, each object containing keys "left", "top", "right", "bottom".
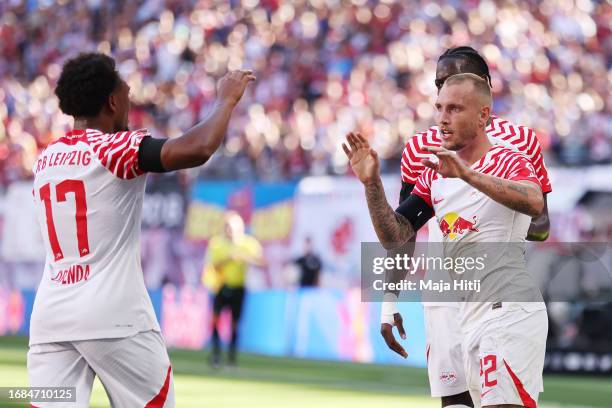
{"left": 30, "top": 128, "right": 160, "bottom": 345}
{"left": 412, "top": 144, "right": 546, "bottom": 331}
{"left": 402, "top": 116, "right": 552, "bottom": 309}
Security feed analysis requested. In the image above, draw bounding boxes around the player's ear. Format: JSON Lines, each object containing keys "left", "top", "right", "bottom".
{"left": 479, "top": 105, "right": 490, "bottom": 129}
{"left": 107, "top": 93, "right": 118, "bottom": 114}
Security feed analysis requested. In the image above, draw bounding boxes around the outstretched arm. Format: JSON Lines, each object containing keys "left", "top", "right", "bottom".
{"left": 159, "top": 70, "right": 256, "bottom": 171}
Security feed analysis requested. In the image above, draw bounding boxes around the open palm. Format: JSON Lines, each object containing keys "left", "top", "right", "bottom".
{"left": 342, "top": 132, "right": 380, "bottom": 184}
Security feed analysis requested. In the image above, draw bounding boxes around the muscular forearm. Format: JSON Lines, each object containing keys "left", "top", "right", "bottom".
{"left": 384, "top": 237, "right": 416, "bottom": 296}
{"left": 462, "top": 170, "right": 544, "bottom": 217}
{"left": 160, "top": 100, "right": 235, "bottom": 170}
{"left": 527, "top": 196, "right": 550, "bottom": 241}
{"left": 364, "top": 177, "right": 415, "bottom": 250}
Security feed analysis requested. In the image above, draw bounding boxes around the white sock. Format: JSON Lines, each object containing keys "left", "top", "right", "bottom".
{"left": 443, "top": 405, "right": 471, "bottom": 408}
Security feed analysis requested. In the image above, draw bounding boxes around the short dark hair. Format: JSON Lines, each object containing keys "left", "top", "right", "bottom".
{"left": 438, "top": 46, "right": 492, "bottom": 87}
{"left": 55, "top": 53, "right": 120, "bottom": 117}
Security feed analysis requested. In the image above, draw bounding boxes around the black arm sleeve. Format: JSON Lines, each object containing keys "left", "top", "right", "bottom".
{"left": 138, "top": 136, "right": 168, "bottom": 173}
{"left": 395, "top": 193, "right": 434, "bottom": 232}
{"left": 399, "top": 181, "right": 415, "bottom": 205}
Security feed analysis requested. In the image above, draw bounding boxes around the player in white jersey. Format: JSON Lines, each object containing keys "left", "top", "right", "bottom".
{"left": 344, "top": 73, "right": 547, "bottom": 407}
{"left": 381, "top": 47, "right": 551, "bottom": 408}
{"left": 28, "top": 53, "right": 255, "bottom": 407}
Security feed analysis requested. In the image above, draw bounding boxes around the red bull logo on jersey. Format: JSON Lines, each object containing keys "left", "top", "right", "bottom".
{"left": 438, "top": 212, "right": 479, "bottom": 240}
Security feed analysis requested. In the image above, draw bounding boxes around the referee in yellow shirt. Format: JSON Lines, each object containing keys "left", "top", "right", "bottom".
{"left": 204, "top": 211, "right": 264, "bottom": 367}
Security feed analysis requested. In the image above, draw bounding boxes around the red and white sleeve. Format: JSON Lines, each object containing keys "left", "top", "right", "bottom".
{"left": 400, "top": 135, "right": 426, "bottom": 184}
{"left": 504, "top": 153, "right": 541, "bottom": 188}
{"left": 411, "top": 169, "right": 434, "bottom": 208}
{"left": 527, "top": 130, "right": 552, "bottom": 193}
{"left": 90, "top": 129, "right": 149, "bottom": 179}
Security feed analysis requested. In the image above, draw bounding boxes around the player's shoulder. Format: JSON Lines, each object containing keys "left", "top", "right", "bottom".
{"left": 486, "top": 115, "right": 540, "bottom": 154}
{"left": 88, "top": 128, "right": 150, "bottom": 148}
{"left": 488, "top": 144, "right": 531, "bottom": 165}
{"left": 45, "top": 128, "right": 105, "bottom": 149}
{"left": 418, "top": 165, "right": 439, "bottom": 183}
{"left": 489, "top": 143, "right": 522, "bottom": 157}
{"left": 90, "top": 129, "right": 150, "bottom": 179}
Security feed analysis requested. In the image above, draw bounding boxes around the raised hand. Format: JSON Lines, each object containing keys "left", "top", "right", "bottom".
{"left": 342, "top": 132, "right": 380, "bottom": 184}
{"left": 217, "top": 70, "right": 257, "bottom": 107}
{"left": 422, "top": 146, "right": 470, "bottom": 179}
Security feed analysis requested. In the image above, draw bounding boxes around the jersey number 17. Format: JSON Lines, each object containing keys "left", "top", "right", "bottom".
{"left": 39, "top": 180, "right": 90, "bottom": 261}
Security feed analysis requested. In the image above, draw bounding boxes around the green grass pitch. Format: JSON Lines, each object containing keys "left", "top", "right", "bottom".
{"left": 0, "top": 336, "right": 609, "bottom": 407}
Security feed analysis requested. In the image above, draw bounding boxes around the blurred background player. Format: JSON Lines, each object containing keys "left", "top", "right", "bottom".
{"left": 28, "top": 52, "right": 254, "bottom": 407}
{"left": 294, "top": 236, "right": 322, "bottom": 288}
{"left": 204, "top": 211, "right": 264, "bottom": 367}
{"left": 345, "top": 73, "right": 548, "bottom": 408}
{"left": 380, "top": 46, "right": 552, "bottom": 408}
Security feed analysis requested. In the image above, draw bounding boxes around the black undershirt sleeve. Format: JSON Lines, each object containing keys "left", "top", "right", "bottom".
{"left": 395, "top": 193, "right": 434, "bottom": 232}
{"left": 399, "top": 181, "right": 415, "bottom": 205}
{"left": 138, "top": 136, "right": 168, "bottom": 173}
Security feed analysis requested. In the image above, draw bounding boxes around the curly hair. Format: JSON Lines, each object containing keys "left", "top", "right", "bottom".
{"left": 55, "top": 53, "right": 120, "bottom": 117}
{"left": 438, "top": 46, "right": 492, "bottom": 87}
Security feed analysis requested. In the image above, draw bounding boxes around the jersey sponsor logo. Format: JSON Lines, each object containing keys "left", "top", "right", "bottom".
{"left": 439, "top": 369, "right": 457, "bottom": 385}
{"left": 438, "top": 212, "right": 479, "bottom": 240}
{"left": 51, "top": 264, "right": 91, "bottom": 285}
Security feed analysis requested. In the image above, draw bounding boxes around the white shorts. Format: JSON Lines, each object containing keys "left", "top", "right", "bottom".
{"left": 28, "top": 330, "right": 174, "bottom": 408}
{"left": 463, "top": 307, "right": 547, "bottom": 408}
{"left": 423, "top": 305, "right": 469, "bottom": 397}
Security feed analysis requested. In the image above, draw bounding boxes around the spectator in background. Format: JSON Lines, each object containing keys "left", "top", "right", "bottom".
{"left": 294, "top": 236, "right": 322, "bottom": 288}
{"left": 0, "top": 0, "right": 610, "bottom": 188}
{"left": 203, "top": 211, "right": 264, "bottom": 367}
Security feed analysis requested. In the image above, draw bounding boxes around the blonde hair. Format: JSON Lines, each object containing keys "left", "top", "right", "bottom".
{"left": 444, "top": 73, "right": 492, "bottom": 108}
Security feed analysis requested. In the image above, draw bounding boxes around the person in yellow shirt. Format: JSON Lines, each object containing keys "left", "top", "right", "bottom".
{"left": 203, "top": 211, "right": 264, "bottom": 367}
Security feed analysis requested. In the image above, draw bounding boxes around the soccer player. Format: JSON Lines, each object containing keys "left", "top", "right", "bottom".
{"left": 381, "top": 47, "right": 552, "bottom": 408}
{"left": 204, "top": 211, "right": 264, "bottom": 367}
{"left": 344, "top": 73, "right": 548, "bottom": 407}
{"left": 28, "top": 52, "right": 254, "bottom": 407}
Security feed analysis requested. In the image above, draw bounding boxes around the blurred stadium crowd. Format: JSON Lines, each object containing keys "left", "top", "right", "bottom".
{"left": 0, "top": 0, "right": 610, "bottom": 187}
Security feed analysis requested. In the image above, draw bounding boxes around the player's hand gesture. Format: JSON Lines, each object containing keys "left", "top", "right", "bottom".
{"left": 342, "top": 132, "right": 380, "bottom": 184}
{"left": 217, "top": 70, "right": 257, "bottom": 107}
{"left": 423, "top": 146, "right": 470, "bottom": 179}
{"left": 380, "top": 313, "right": 408, "bottom": 358}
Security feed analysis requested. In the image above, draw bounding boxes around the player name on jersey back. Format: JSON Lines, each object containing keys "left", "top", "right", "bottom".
{"left": 30, "top": 129, "right": 160, "bottom": 345}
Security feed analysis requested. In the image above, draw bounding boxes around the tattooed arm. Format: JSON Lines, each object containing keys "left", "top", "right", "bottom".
{"left": 364, "top": 178, "right": 416, "bottom": 250}
{"left": 342, "top": 132, "right": 430, "bottom": 250}
{"left": 461, "top": 171, "right": 544, "bottom": 217}
{"left": 423, "top": 146, "right": 544, "bottom": 218}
